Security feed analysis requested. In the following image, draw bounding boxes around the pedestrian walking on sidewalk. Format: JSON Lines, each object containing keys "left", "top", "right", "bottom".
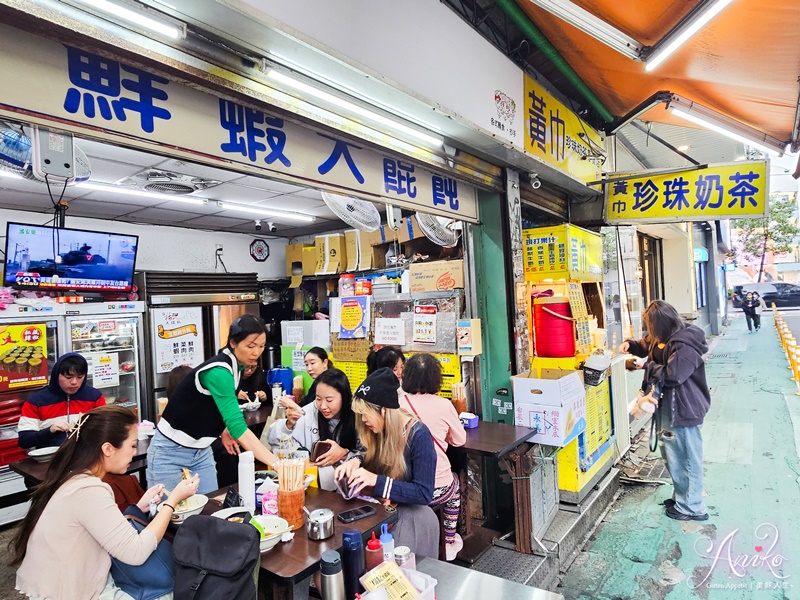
{"left": 620, "top": 300, "right": 711, "bottom": 522}
{"left": 752, "top": 292, "right": 767, "bottom": 331}
{"left": 741, "top": 291, "right": 761, "bottom": 332}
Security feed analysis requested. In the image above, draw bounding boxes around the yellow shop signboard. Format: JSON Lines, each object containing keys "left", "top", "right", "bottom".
{"left": 523, "top": 224, "right": 602, "bottom": 282}
{"left": 605, "top": 160, "right": 768, "bottom": 224}
{"left": 523, "top": 74, "right": 604, "bottom": 186}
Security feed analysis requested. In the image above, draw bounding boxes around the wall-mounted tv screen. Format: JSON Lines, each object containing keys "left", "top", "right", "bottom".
{"left": 3, "top": 222, "right": 138, "bottom": 292}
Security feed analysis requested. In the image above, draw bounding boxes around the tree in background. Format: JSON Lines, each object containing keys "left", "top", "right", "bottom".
{"left": 729, "top": 192, "right": 799, "bottom": 282}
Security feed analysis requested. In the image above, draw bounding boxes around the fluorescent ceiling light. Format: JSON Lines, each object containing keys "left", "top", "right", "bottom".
{"left": 72, "top": 0, "right": 185, "bottom": 39}
{"left": 668, "top": 96, "right": 786, "bottom": 155}
{"left": 216, "top": 200, "right": 315, "bottom": 222}
{"left": 645, "top": 0, "right": 735, "bottom": 72}
{"left": 267, "top": 69, "right": 443, "bottom": 148}
{"left": 77, "top": 181, "right": 207, "bottom": 205}
{"left": 527, "top": 0, "right": 643, "bottom": 60}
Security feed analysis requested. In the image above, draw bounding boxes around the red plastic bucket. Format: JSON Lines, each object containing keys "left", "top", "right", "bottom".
{"left": 533, "top": 296, "right": 576, "bottom": 358}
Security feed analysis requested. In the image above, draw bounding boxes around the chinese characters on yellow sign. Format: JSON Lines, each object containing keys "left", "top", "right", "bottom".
{"left": 605, "top": 160, "right": 768, "bottom": 223}
{"left": 0, "top": 324, "right": 48, "bottom": 392}
{"left": 523, "top": 74, "right": 604, "bottom": 186}
{"left": 523, "top": 225, "right": 602, "bottom": 282}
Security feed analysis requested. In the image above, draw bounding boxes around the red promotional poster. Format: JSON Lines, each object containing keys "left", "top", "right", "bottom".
{"left": 0, "top": 324, "right": 48, "bottom": 392}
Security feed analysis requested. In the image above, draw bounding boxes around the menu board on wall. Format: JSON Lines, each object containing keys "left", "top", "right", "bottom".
{"left": 153, "top": 307, "right": 204, "bottom": 373}
{"left": 0, "top": 323, "right": 49, "bottom": 392}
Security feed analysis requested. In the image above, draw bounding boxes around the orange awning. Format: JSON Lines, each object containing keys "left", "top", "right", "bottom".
{"left": 517, "top": 0, "right": 800, "bottom": 144}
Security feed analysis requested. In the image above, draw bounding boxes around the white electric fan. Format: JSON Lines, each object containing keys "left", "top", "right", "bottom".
{"left": 321, "top": 191, "right": 382, "bottom": 231}
{"left": 415, "top": 212, "right": 460, "bottom": 247}
{"left": 0, "top": 121, "right": 91, "bottom": 184}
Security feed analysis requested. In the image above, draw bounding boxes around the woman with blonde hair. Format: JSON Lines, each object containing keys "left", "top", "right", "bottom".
{"left": 12, "top": 405, "right": 199, "bottom": 600}
{"left": 335, "top": 368, "right": 439, "bottom": 558}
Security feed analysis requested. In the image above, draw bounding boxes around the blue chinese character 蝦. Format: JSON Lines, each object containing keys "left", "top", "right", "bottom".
{"left": 264, "top": 117, "right": 291, "bottom": 167}
{"left": 217, "top": 100, "right": 265, "bottom": 161}
{"left": 613, "top": 180, "right": 629, "bottom": 196}
{"left": 632, "top": 180, "right": 659, "bottom": 212}
{"left": 63, "top": 46, "right": 171, "bottom": 134}
{"left": 317, "top": 134, "right": 364, "bottom": 184}
{"left": 383, "top": 159, "right": 417, "bottom": 197}
{"left": 727, "top": 171, "right": 761, "bottom": 209}
{"left": 693, "top": 174, "right": 724, "bottom": 209}
{"left": 662, "top": 176, "right": 691, "bottom": 210}
{"left": 528, "top": 90, "right": 547, "bottom": 152}
{"left": 432, "top": 175, "right": 459, "bottom": 210}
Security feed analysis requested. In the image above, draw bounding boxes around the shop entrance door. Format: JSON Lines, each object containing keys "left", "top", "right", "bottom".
{"left": 638, "top": 234, "right": 664, "bottom": 308}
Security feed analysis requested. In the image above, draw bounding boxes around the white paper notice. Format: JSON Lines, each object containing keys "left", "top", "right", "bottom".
{"left": 374, "top": 318, "right": 405, "bottom": 346}
{"left": 291, "top": 349, "right": 306, "bottom": 371}
{"left": 92, "top": 352, "right": 119, "bottom": 389}
{"left": 153, "top": 307, "right": 204, "bottom": 373}
{"left": 285, "top": 325, "right": 304, "bottom": 344}
{"left": 412, "top": 305, "right": 437, "bottom": 345}
{"left": 329, "top": 298, "right": 342, "bottom": 334}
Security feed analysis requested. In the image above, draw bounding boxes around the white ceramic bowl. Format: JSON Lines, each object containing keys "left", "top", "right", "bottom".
{"left": 28, "top": 447, "right": 59, "bottom": 463}
{"left": 252, "top": 515, "right": 290, "bottom": 552}
{"left": 159, "top": 494, "right": 208, "bottom": 523}
{"left": 240, "top": 401, "right": 261, "bottom": 412}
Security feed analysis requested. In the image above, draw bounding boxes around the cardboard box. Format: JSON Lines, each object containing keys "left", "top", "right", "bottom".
{"left": 315, "top": 234, "right": 348, "bottom": 275}
{"left": 331, "top": 336, "right": 372, "bottom": 363}
{"left": 409, "top": 260, "right": 464, "bottom": 293}
{"left": 512, "top": 371, "right": 587, "bottom": 447}
{"left": 375, "top": 216, "right": 424, "bottom": 244}
{"left": 344, "top": 230, "right": 377, "bottom": 272}
{"left": 285, "top": 243, "right": 315, "bottom": 278}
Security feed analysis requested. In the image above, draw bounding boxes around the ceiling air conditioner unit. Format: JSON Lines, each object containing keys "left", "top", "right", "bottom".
{"left": 120, "top": 168, "right": 222, "bottom": 195}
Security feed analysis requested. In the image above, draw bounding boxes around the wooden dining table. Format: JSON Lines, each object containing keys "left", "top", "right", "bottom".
{"left": 9, "top": 437, "right": 151, "bottom": 487}
{"left": 202, "top": 485, "right": 398, "bottom": 600}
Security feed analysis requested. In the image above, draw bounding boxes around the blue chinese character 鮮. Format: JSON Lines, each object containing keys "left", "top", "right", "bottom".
{"left": 662, "top": 176, "right": 690, "bottom": 210}
{"left": 432, "top": 176, "right": 459, "bottom": 210}
{"left": 63, "top": 46, "right": 171, "bottom": 134}
{"left": 383, "top": 159, "right": 417, "bottom": 198}
{"left": 693, "top": 174, "right": 724, "bottom": 209}
{"left": 727, "top": 171, "right": 761, "bottom": 209}
{"left": 632, "top": 180, "right": 659, "bottom": 212}
{"left": 317, "top": 134, "right": 364, "bottom": 184}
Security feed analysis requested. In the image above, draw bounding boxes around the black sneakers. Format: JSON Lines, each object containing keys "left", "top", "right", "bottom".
{"left": 665, "top": 505, "right": 709, "bottom": 521}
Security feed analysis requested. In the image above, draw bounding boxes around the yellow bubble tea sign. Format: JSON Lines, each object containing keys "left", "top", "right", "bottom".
{"left": 605, "top": 160, "right": 768, "bottom": 224}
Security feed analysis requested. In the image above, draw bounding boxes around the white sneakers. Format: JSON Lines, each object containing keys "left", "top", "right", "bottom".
{"left": 445, "top": 533, "right": 464, "bottom": 561}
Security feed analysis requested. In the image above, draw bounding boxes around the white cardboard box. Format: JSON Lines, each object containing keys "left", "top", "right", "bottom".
{"left": 512, "top": 371, "right": 587, "bottom": 447}
{"left": 280, "top": 320, "right": 331, "bottom": 350}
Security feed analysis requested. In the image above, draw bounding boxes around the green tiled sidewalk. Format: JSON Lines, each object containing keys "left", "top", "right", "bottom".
{"left": 557, "top": 312, "right": 800, "bottom": 600}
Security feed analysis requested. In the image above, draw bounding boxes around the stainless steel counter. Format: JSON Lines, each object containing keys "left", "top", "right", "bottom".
{"left": 415, "top": 557, "right": 565, "bottom": 600}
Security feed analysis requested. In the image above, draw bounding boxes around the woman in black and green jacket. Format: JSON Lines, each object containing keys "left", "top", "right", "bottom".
{"left": 146, "top": 315, "right": 277, "bottom": 493}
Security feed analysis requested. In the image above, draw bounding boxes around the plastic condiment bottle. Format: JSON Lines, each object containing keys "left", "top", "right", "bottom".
{"left": 237, "top": 451, "right": 255, "bottom": 514}
{"left": 319, "top": 550, "right": 346, "bottom": 600}
{"left": 341, "top": 530, "right": 365, "bottom": 600}
{"left": 365, "top": 532, "right": 383, "bottom": 570}
{"left": 380, "top": 523, "right": 395, "bottom": 562}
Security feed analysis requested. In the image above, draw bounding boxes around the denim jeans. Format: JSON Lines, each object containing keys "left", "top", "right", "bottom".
{"left": 146, "top": 430, "right": 218, "bottom": 494}
{"left": 660, "top": 419, "right": 707, "bottom": 516}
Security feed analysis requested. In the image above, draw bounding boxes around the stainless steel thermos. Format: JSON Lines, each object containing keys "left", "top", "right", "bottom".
{"left": 319, "top": 550, "right": 345, "bottom": 600}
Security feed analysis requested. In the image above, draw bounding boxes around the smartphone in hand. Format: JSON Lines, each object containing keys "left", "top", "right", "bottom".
{"left": 337, "top": 505, "right": 377, "bottom": 523}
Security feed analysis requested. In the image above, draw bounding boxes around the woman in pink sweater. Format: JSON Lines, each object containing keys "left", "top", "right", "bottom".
{"left": 399, "top": 353, "right": 466, "bottom": 560}
{"left": 12, "top": 405, "right": 199, "bottom": 600}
